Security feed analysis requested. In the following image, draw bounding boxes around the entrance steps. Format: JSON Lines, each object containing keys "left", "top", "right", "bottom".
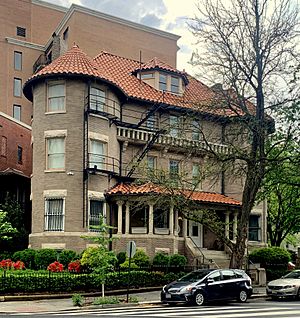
{"left": 186, "top": 237, "right": 231, "bottom": 269}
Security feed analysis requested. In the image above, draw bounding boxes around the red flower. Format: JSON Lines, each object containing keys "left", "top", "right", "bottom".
{"left": 13, "top": 260, "right": 25, "bottom": 270}
{"left": 47, "top": 261, "right": 64, "bottom": 272}
{"left": 0, "top": 259, "right": 14, "bottom": 270}
{"left": 68, "top": 260, "right": 81, "bottom": 273}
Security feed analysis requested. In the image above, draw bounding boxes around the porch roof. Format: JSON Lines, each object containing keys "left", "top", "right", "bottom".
{"left": 106, "top": 182, "right": 242, "bottom": 207}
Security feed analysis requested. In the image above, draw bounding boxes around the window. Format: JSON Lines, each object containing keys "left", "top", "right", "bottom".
{"left": 154, "top": 208, "right": 169, "bottom": 229}
{"left": 89, "top": 200, "right": 104, "bottom": 232}
{"left": 192, "top": 164, "right": 200, "bottom": 187}
{"left": 208, "top": 271, "right": 221, "bottom": 282}
{"left": 45, "top": 198, "right": 64, "bottom": 231}
{"left": 17, "top": 146, "right": 22, "bottom": 164}
{"left": 159, "top": 73, "right": 167, "bottom": 91}
{"left": 169, "top": 115, "right": 179, "bottom": 137}
{"left": 146, "top": 114, "right": 155, "bottom": 129}
{"left": 89, "top": 140, "right": 105, "bottom": 169}
{"left": 48, "top": 83, "right": 65, "bottom": 112}
{"left": 46, "top": 137, "right": 65, "bottom": 170}
{"left": 13, "top": 105, "right": 21, "bottom": 121}
{"left": 192, "top": 120, "right": 201, "bottom": 140}
{"left": 171, "top": 76, "right": 179, "bottom": 93}
{"left": 1, "top": 136, "right": 7, "bottom": 157}
{"left": 221, "top": 270, "right": 236, "bottom": 280}
{"left": 16, "top": 26, "right": 26, "bottom": 37}
{"left": 147, "top": 156, "right": 156, "bottom": 171}
{"left": 63, "top": 27, "right": 69, "bottom": 41}
{"left": 141, "top": 73, "right": 154, "bottom": 80}
{"left": 90, "top": 87, "right": 105, "bottom": 112}
{"left": 13, "top": 78, "right": 22, "bottom": 97}
{"left": 14, "top": 51, "right": 22, "bottom": 71}
{"left": 249, "top": 215, "right": 261, "bottom": 241}
{"left": 169, "top": 160, "right": 179, "bottom": 178}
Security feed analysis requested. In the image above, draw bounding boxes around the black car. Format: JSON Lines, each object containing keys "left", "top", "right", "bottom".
{"left": 161, "top": 268, "right": 252, "bottom": 306}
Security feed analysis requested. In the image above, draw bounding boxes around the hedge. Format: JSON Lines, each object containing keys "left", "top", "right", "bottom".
{"left": 0, "top": 270, "right": 184, "bottom": 294}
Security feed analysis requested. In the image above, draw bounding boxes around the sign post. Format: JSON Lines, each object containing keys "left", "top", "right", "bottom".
{"left": 126, "top": 241, "right": 136, "bottom": 303}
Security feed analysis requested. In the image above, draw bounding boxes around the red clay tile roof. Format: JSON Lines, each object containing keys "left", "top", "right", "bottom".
{"left": 134, "top": 57, "right": 185, "bottom": 77}
{"left": 32, "top": 45, "right": 99, "bottom": 78}
{"left": 106, "top": 182, "right": 241, "bottom": 206}
{"left": 24, "top": 46, "right": 253, "bottom": 118}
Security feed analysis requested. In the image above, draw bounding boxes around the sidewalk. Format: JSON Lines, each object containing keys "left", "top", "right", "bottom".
{"left": 0, "top": 287, "right": 267, "bottom": 314}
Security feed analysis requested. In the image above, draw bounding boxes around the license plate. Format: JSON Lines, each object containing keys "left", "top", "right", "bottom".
{"left": 166, "top": 294, "right": 171, "bottom": 299}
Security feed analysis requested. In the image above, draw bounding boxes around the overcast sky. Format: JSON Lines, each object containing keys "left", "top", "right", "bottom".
{"left": 44, "top": 0, "right": 199, "bottom": 74}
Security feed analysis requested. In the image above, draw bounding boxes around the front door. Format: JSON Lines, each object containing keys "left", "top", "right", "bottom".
{"left": 189, "top": 221, "right": 203, "bottom": 247}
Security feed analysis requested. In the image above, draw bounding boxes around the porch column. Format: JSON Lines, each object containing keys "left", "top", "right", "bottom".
{"left": 225, "top": 211, "right": 230, "bottom": 239}
{"left": 174, "top": 209, "right": 178, "bottom": 236}
{"left": 183, "top": 218, "right": 187, "bottom": 238}
{"left": 233, "top": 212, "right": 238, "bottom": 241}
{"left": 117, "top": 201, "right": 123, "bottom": 235}
{"left": 169, "top": 204, "right": 174, "bottom": 235}
{"left": 149, "top": 203, "right": 154, "bottom": 234}
{"left": 125, "top": 202, "right": 130, "bottom": 234}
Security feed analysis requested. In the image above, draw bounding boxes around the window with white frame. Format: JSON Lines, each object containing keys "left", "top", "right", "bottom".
{"left": 192, "top": 120, "right": 201, "bottom": 140}
{"left": 46, "top": 137, "right": 65, "bottom": 170}
{"left": 44, "top": 198, "right": 64, "bottom": 231}
{"left": 248, "top": 215, "right": 261, "bottom": 241}
{"left": 169, "top": 160, "right": 179, "bottom": 179}
{"left": 147, "top": 156, "right": 156, "bottom": 171}
{"left": 192, "top": 164, "right": 200, "bottom": 187}
{"left": 146, "top": 114, "right": 156, "bottom": 129}
{"left": 89, "top": 139, "right": 105, "bottom": 169}
{"left": 171, "top": 76, "right": 179, "bottom": 94}
{"left": 159, "top": 73, "right": 167, "bottom": 91}
{"left": 90, "top": 87, "right": 105, "bottom": 111}
{"left": 89, "top": 200, "right": 104, "bottom": 232}
{"left": 48, "top": 82, "right": 65, "bottom": 112}
{"left": 169, "top": 115, "right": 179, "bottom": 137}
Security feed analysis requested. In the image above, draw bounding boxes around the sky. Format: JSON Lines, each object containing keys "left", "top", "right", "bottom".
{"left": 44, "top": 0, "right": 199, "bottom": 74}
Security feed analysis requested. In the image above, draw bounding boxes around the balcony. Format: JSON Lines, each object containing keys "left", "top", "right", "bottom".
{"left": 86, "top": 154, "right": 120, "bottom": 176}
{"left": 117, "top": 127, "right": 230, "bottom": 155}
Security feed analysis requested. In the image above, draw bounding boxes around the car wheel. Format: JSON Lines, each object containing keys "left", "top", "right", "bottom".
{"left": 238, "top": 290, "right": 248, "bottom": 303}
{"left": 194, "top": 292, "right": 206, "bottom": 306}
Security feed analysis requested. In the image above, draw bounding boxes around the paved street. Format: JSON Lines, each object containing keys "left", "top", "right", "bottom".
{"left": 4, "top": 299, "right": 300, "bottom": 318}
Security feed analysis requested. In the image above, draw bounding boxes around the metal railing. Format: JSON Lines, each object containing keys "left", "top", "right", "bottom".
{"left": 87, "top": 154, "right": 120, "bottom": 175}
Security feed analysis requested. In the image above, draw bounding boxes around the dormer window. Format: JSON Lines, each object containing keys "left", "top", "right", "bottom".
{"left": 159, "top": 73, "right": 167, "bottom": 91}
{"left": 171, "top": 76, "right": 179, "bottom": 94}
{"left": 141, "top": 73, "right": 154, "bottom": 80}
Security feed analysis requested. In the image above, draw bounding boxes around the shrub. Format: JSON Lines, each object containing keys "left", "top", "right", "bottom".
{"left": 47, "top": 261, "right": 64, "bottom": 272}
{"left": 152, "top": 252, "right": 169, "bottom": 266}
{"left": 119, "top": 260, "right": 139, "bottom": 269}
{"left": 12, "top": 249, "right": 36, "bottom": 269}
{"left": 249, "top": 247, "right": 291, "bottom": 266}
{"left": 68, "top": 260, "right": 81, "bottom": 273}
{"left": 132, "top": 249, "right": 150, "bottom": 267}
{"left": 72, "top": 293, "right": 84, "bottom": 307}
{"left": 58, "top": 250, "right": 77, "bottom": 268}
{"left": 35, "top": 249, "right": 57, "bottom": 269}
{"left": 169, "top": 254, "right": 187, "bottom": 267}
{"left": 93, "top": 296, "right": 120, "bottom": 305}
{"left": 0, "top": 252, "right": 13, "bottom": 261}
{"left": 116, "top": 252, "right": 126, "bottom": 266}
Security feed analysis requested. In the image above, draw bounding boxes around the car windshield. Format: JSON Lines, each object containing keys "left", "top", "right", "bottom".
{"left": 283, "top": 271, "right": 300, "bottom": 279}
{"left": 178, "top": 270, "right": 211, "bottom": 282}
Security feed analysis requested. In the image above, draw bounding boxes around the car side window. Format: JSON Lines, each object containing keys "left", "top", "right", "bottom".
{"left": 221, "top": 270, "right": 236, "bottom": 280}
{"left": 208, "top": 271, "right": 221, "bottom": 282}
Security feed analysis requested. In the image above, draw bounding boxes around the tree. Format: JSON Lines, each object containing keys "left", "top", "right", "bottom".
{"left": 186, "top": 0, "right": 300, "bottom": 267}
{"left": 0, "top": 210, "right": 17, "bottom": 243}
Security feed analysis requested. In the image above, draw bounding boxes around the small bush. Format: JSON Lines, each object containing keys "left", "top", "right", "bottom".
{"left": 58, "top": 250, "right": 77, "bottom": 268}
{"left": 47, "top": 261, "right": 64, "bottom": 272}
{"left": 35, "top": 249, "right": 57, "bottom": 270}
{"left": 152, "top": 252, "right": 169, "bottom": 266}
{"left": 249, "top": 247, "right": 291, "bottom": 266}
{"left": 93, "top": 296, "right": 120, "bottom": 305}
{"left": 12, "top": 249, "right": 36, "bottom": 269}
{"left": 72, "top": 294, "right": 84, "bottom": 307}
{"left": 116, "top": 252, "right": 126, "bottom": 266}
{"left": 119, "top": 260, "right": 139, "bottom": 269}
{"left": 169, "top": 254, "right": 187, "bottom": 267}
{"left": 132, "top": 249, "right": 150, "bottom": 267}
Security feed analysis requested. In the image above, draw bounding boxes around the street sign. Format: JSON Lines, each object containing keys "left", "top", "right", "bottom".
{"left": 126, "top": 240, "right": 136, "bottom": 258}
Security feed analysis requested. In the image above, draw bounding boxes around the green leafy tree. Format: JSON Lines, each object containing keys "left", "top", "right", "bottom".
{"left": 0, "top": 211, "right": 17, "bottom": 243}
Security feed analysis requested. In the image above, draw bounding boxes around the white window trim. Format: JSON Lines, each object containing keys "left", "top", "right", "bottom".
{"left": 88, "top": 193, "right": 106, "bottom": 232}
{"left": 45, "top": 133, "right": 66, "bottom": 172}
{"left": 44, "top": 130, "right": 67, "bottom": 138}
{"left": 46, "top": 81, "right": 66, "bottom": 113}
{"left": 44, "top": 194, "right": 66, "bottom": 232}
{"left": 88, "top": 132, "right": 109, "bottom": 143}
